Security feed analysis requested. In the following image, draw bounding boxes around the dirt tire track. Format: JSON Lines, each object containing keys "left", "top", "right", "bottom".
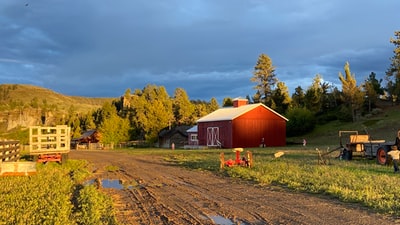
{"left": 70, "top": 150, "right": 398, "bottom": 225}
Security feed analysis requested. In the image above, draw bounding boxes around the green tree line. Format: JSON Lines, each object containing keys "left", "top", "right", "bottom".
{"left": 60, "top": 85, "right": 220, "bottom": 145}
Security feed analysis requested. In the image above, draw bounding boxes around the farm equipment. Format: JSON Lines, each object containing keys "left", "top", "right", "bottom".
{"left": 29, "top": 125, "right": 71, "bottom": 164}
{"left": 339, "top": 130, "right": 397, "bottom": 165}
{"left": 220, "top": 148, "right": 253, "bottom": 168}
{"left": 0, "top": 140, "right": 37, "bottom": 176}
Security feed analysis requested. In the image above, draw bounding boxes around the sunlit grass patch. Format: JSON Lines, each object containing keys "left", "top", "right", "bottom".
{"left": 0, "top": 160, "right": 118, "bottom": 224}
{"left": 105, "top": 165, "right": 120, "bottom": 172}
{"left": 153, "top": 147, "right": 400, "bottom": 216}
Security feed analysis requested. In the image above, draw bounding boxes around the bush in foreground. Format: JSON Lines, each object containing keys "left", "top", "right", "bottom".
{"left": 0, "top": 160, "right": 118, "bottom": 225}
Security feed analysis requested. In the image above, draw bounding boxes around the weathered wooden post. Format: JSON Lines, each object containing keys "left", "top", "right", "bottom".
{"left": 220, "top": 152, "right": 225, "bottom": 169}
{"left": 246, "top": 151, "right": 253, "bottom": 168}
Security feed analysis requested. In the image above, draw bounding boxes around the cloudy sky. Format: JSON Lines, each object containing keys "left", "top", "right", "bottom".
{"left": 1, "top": 1, "right": 399, "bottom": 103}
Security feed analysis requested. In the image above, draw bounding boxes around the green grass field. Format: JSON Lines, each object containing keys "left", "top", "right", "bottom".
{"left": 124, "top": 146, "right": 400, "bottom": 216}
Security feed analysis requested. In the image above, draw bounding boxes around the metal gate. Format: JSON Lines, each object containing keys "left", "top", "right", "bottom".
{"left": 207, "top": 127, "right": 219, "bottom": 147}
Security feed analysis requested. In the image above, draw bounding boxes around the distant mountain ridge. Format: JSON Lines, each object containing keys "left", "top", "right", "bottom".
{"left": 0, "top": 84, "right": 116, "bottom": 131}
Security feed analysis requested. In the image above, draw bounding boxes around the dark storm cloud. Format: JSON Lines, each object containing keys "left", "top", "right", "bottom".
{"left": 0, "top": 0, "right": 399, "bottom": 103}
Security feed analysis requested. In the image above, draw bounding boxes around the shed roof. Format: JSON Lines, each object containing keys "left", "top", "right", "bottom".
{"left": 158, "top": 125, "right": 191, "bottom": 138}
{"left": 197, "top": 103, "right": 288, "bottom": 122}
{"left": 186, "top": 125, "right": 198, "bottom": 133}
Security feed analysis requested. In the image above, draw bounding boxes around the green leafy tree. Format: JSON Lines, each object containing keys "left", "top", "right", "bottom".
{"left": 98, "top": 111, "right": 130, "bottom": 145}
{"left": 192, "top": 100, "right": 209, "bottom": 119}
{"left": 338, "top": 62, "right": 364, "bottom": 122}
{"left": 386, "top": 31, "right": 400, "bottom": 101}
{"left": 173, "top": 88, "right": 195, "bottom": 125}
{"left": 131, "top": 85, "right": 174, "bottom": 143}
{"left": 250, "top": 53, "right": 278, "bottom": 106}
{"left": 286, "top": 107, "right": 316, "bottom": 137}
{"left": 64, "top": 106, "right": 81, "bottom": 138}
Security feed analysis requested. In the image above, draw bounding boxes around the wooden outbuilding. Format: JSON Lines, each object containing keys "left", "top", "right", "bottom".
{"left": 72, "top": 129, "right": 102, "bottom": 149}
{"left": 186, "top": 125, "right": 198, "bottom": 146}
{"left": 196, "top": 98, "right": 288, "bottom": 148}
{"left": 158, "top": 125, "right": 191, "bottom": 149}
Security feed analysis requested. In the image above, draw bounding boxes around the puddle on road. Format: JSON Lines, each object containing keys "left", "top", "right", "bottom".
{"left": 209, "top": 215, "right": 234, "bottom": 225}
{"left": 101, "top": 179, "right": 126, "bottom": 189}
{"left": 209, "top": 215, "right": 246, "bottom": 225}
{"left": 85, "top": 179, "right": 136, "bottom": 190}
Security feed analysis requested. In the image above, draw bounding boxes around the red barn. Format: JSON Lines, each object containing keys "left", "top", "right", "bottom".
{"left": 197, "top": 99, "right": 288, "bottom": 148}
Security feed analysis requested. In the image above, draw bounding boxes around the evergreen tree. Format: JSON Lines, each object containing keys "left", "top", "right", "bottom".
{"left": 81, "top": 111, "right": 96, "bottom": 131}
{"left": 192, "top": 100, "right": 209, "bottom": 119}
{"left": 366, "top": 72, "right": 383, "bottom": 95}
{"left": 271, "top": 81, "right": 291, "bottom": 114}
{"left": 386, "top": 31, "right": 400, "bottom": 101}
{"left": 250, "top": 53, "right": 277, "bottom": 106}
{"left": 320, "top": 81, "right": 333, "bottom": 113}
{"left": 208, "top": 97, "right": 220, "bottom": 112}
{"left": 291, "top": 86, "right": 305, "bottom": 108}
{"left": 252, "top": 90, "right": 261, "bottom": 103}
{"left": 363, "top": 72, "right": 382, "bottom": 112}
{"left": 222, "top": 97, "right": 233, "bottom": 107}
{"left": 338, "top": 62, "right": 364, "bottom": 122}
{"left": 304, "top": 74, "right": 324, "bottom": 113}
{"left": 246, "top": 95, "right": 253, "bottom": 104}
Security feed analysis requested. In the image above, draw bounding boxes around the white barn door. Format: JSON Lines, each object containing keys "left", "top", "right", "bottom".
{"left": 207, "top": 127, "right": 219, "bottom": 147}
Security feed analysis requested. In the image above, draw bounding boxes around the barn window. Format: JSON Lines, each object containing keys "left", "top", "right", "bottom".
{"left": 191, "top": 134, "right": 198, "bottom": 141}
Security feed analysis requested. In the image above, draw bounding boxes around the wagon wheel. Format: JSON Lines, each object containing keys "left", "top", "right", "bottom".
{"left": 376, "top": 148, "right": 388, "bottom": 165}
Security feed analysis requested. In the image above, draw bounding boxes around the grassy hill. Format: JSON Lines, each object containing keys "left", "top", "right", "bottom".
{"left": 289, "top": 102, "right": 400, "bottom": 148}
{"left": 0, "top": 84, "right": 116, "bottom": 113}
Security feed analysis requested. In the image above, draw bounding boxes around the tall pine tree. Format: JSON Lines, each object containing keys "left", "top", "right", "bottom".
{"left": 339, "top": 62, "right": 364, "bottom": 122}
{"left": 250, "top": 53, "right": 277, "bottom": 106}
{"left": 386, "top": 31, "right": 400, "bottom": 102}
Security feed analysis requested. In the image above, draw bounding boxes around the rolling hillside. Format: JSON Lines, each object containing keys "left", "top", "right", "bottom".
{"left": 0, "top": 84, "right": 116, "bottom": 112}
{"left": 0, "top": 84, "right": 117, "bottom": 131}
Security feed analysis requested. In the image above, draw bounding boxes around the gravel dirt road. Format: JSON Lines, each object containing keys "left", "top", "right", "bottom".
{"left": 70, "top": 150, "right": 398, "bottom": 225}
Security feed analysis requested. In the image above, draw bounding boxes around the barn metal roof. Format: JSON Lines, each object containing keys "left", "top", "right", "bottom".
{"left": 197, "top": 103, "right": 288, "bottom": 122}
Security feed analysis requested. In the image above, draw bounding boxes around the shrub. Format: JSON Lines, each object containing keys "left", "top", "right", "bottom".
{"left": 286, "top": 107, "right": 316, "bottom": 137}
